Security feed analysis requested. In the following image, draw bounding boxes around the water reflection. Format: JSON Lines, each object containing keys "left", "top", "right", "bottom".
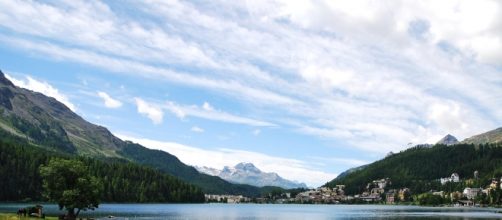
{"left": 1, "top": 204, "right": 501, "bottom": 220}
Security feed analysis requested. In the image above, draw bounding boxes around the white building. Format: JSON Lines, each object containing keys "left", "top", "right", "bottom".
{"left": 440, "top": 173, "right": 460, "bottom": 185}
{"left": 463, "top": 188, "right": 482, "bottom": 200}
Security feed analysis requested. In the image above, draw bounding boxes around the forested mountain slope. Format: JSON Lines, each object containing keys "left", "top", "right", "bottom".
{"left": 327, "top": 142, "right": 502, "bottom": 195}
{"left": 0, "top": 70, "right": 270, "bottom": 196}
{"left": 0, "top": 134, "right": 204, "bottom": 202}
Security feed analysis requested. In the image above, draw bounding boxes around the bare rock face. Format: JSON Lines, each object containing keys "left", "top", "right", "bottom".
{"left": 436, "top": 134, "right": 459, "bottom": 146}
{"left": 461, "top": 128, "right": 502, "bottom": 145}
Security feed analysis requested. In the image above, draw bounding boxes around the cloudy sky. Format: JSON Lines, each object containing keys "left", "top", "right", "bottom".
{"left": 0, "top": 0, "right": 501, "bottom": 187}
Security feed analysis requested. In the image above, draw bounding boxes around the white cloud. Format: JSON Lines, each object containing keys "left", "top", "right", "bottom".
{"left": 115, "top": 133, "right": 336, "bottom": 187}
{"left": 202, "top": 101, "right": 214, "bottom": 111}
{"left": 97, "top": 91, "right": 122, "bottom": 108}
{"left": 308, "top": 156, "right": 369, "bottom": 167}
{"left": 191, "top": 126, "right": 204, "bottom": 133}
{"left": 165, "top": 101, "right": 276, "bottom": 127}
{"left": 134, "top": 98, "right": 163, "bottom": 124}
{"left": 5, "top": 73, "right": 76, "bottom": 111}
{"left": 252, "top": 129, "right": 261, "bottom": 136}
{"left": 0, "top": 0, "right": 500, "bottom": 155}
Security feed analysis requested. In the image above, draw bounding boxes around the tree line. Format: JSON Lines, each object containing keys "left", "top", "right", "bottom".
{"left": 328, "top": 143, "right": 502, "bottom": 196}
{"left": 0, "top": 138, "right": 204, "bottom": 203}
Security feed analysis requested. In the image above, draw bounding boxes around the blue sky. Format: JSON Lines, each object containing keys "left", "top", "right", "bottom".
{"left": 0, "top": 0, "right": 501, "bottom": 187}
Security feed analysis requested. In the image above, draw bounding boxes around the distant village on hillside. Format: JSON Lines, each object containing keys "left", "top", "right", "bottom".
{"left": 205, "top": 170, "right": 502, "bottom": 206}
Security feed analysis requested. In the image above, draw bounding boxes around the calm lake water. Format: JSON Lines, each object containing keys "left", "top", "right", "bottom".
{"left": 1, "top": 203, "right": 502, "bottom": 220}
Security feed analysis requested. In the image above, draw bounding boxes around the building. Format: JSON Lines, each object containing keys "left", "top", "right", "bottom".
{"left": 205, "top": 194, "right": 250, "bottom": 203}
{"left": 490, "top": 178, "right": 499, "bottom": 189}
{"left": 371, "top": 188, "right": 385, "bottom": 195}
{"left": 398, "top": 188, "right": 410, "bottom": 201}
{"left": 440, "top": 173, "right": 460, "bottom": 185}
{"left": 432, "top": 191, "right": 444, "bottom": 197}
{"left": 463, "top": 188, "right": 482, "bottom": 200}
{"left": 375, "top": 178, "right": 391, "bottom": 189}
{"left": 359, "top": 194, "right": 381, "bottom": 202}
{"left": 386, "top": 192, "right": 395, "bottom": 204}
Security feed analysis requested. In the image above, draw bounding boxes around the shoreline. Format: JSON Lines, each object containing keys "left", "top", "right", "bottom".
{"left": 2, "top": 202, "right": 502, "bottom": 207}
{"left": 2, "top": 205, "right": 502, "bottom": 220}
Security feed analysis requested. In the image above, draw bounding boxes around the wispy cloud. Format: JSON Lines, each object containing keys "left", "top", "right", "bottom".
{"left": 97, "top": 91, "right": 122, "bottom": 108}
{"left": 134, "top": 98, "right": 163, "bottom": 124}
{"left": 164, "top": 101, "right": 276, "bottom": 127}
{"left": 0, "top": 0, "right": 500, "bottom": 155}
{"left": 115, "top": 133, "right": 337, "bottom": 187}
{"left": 191, "top": 126, "right": 204, "bottom": 133}
{"left": 308, "top": 156, "right": 370, "bottom": 167}
{"left": 5, "top": 73, "right": 77, "bottom": 111}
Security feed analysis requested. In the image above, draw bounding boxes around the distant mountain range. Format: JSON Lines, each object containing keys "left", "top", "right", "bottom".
{"left": 196, "top": 163, "right": 307, "bottom": 189}
{"left": 0, "top": 70, "right": 278, "bottom": 197}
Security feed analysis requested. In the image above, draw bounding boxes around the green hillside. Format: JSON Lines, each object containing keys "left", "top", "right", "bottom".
{"left": 119, "top": 142, "right": 273, "bottom": 196}
{"left": 327, "top": 142, "right": 502, "bottom": 195}
{"left": 462, "top": 128, "right": 502, "bottom": 145}
{"left": 0, "top": 132, "right": 204, "bottom": 203}
{"left": 0, "top": 70, "right": 270, "bottom": 196}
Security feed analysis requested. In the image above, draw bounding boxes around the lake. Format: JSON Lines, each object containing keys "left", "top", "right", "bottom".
{"left": 1, "top": 204, "right": 502, "bottom": 219}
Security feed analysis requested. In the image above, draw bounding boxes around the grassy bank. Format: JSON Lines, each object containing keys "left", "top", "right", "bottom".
{"left": 0, "top": 213, "right": 57, "bottom": 220}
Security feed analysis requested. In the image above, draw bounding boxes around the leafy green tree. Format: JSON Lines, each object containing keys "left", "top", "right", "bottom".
{"left": 40, "top": 158, "right": 103, "bottom": 219}
{"left": 415, "top": 193, "right": 443, "bottom": 206}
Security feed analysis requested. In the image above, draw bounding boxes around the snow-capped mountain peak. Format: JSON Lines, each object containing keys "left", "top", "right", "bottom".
{"left": 195, "top": 162, "right": 307, "bottom": 189}
{"left": 234, "top": 162, "right": 260, "bottom": 173}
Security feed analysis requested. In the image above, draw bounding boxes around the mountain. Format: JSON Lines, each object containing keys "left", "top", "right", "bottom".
{"left": 332, "top": 164, "right": 368, "bottom": 181}
{"left": 0, "top": 72, "right": 123, "bottom": 156}
{"left": 326, "top": 128, "right": 502, "bottom": 195}
{"left": 196, "top": 163, "right": 307, "bottom": 189}
{"left": 0, "top": 70, "right": 267, "bottom": 197}
{"left": 196, "top": 166, "right": 221, "bottom": 176}
{"left": 436, "top": 134, "right": 459, "bottom": 146}
{"left": 0, "top": 139, "right": 204, "bottom": 203}
{"left": 461, "top": 127, "right": 502, "bottom": 145}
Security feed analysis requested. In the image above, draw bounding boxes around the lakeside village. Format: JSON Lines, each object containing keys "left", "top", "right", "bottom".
{"left": 205, "top": 171, "right": 502, "bottom": 206}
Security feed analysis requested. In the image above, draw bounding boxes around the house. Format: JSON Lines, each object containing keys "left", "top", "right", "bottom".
{"left": 440, "top": 173, "right": 460, "bottom": 185}
{"left": 205, "top": 194, "right": 249, "bottom": 203}
{"left": 490, "top": 179, "right": 499, "bottom": 189}
{"left": 371, "top": 188, "right": 384, "bottom": 195}
{"left": 398, "top": 188, "right": 410, "bottom": 201}
{"left": 432, "top": 191, "right": 444, "bottom": 197}
{"left": 463, "top": 188, "right": 482, "bottom": 200}
{"left": 374, "top": 178, "right": 391, "bottom": 189}
{"left": 359, "top": 194, "right": 381, "bottom": 202}
{"left": 386, "top": 192, "right": 395, "bottom": 204}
